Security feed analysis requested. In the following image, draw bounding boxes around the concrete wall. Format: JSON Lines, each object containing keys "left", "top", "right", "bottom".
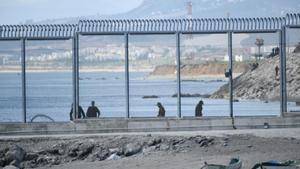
{"left": 0, "top": 116, "right": 300, "bottom": 135}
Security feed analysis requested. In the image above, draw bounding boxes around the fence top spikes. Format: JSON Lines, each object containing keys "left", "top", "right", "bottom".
{"left": 0, "top": 13, "right": 299, "bottom": 38}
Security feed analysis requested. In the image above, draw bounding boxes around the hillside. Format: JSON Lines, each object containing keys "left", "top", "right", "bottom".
{"left": 210, "top": 51, "right": 300, "bottom": 100}
{"left": 34, "top": 0, "right": 300, "bottom": 24}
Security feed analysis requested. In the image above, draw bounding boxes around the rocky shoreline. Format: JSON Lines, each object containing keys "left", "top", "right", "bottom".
{"left": 211, "top": 52, "right": 300, "bottom": 100}
{"left": 0, "top": 135, "right": 215, "bottom": 169}
{"left": 1, "top": 131, "right": 300, "bottom": 169}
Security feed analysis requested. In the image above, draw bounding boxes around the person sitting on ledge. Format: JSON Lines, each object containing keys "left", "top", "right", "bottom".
{"left": 157, "top": 102, "right": 165, "bottom": 117}
{"left": 86, "top": 101, "right": 101, "bottom": 118}
{"left": 69, "top": 103, "right": 85, "bottom": 121}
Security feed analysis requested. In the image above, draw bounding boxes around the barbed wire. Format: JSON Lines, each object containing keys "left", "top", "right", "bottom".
{"left": 0, "top": 13, "right": 299, "bottom": 38}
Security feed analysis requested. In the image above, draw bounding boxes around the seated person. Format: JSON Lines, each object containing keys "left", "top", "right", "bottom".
{"left": 157, "top": 102, "right": 165, "bottom": 117}
{"left": 69, "top": 103, "right": 85, "bottom": 121}
{"left": 86, "top": 101, "right": 101, "bottom": 118}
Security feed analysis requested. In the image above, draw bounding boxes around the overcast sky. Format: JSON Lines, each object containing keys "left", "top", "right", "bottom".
{"left": 0, "top": 0, "right": 143, "bottom": 24}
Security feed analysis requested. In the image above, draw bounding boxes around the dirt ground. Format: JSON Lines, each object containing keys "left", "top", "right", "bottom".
{"left": 1, "top": 128, "right": 300, "bottom": 169}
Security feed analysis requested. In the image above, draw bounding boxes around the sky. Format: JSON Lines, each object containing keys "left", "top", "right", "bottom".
{"left": 0, "top": 0, "right": 143, "bottom": 24}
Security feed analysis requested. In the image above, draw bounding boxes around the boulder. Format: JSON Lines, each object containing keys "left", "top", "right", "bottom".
{"left": 142, "top": 146, "right": 157, "bottom": 154}
{"left": 77, "top": 143, "right": 94, "bottom": 158}
{"left": 123, "top": 143, "right": 142, "bottom": 156}
{"left": 109, "top": 148, "right": 122, "bottom": 155}
{"left": 4, "top": 145, "right": 26, "bottom": 168}
{"left": 24, "top": 153, "right": 38, "bottom": 161}
{"left": 3, "top": 165, "right": 19, "bottom": 169}
{"left": 67, "top": 142, "right": 94, "bottom": 159}
{"left": 106, "top": 153, "right": 121, "bottom": 160}
{"left": 159, "top": 144, "right": 170, "bottom": 151}
{"left": 34, "top": 155, "right": 60, "bottom": 166}
{"left": 91, "top": 148, "right": 110, "bottom": 161}
{"left": 147, "top": 138, "right": 162, "bottom": 146}
{"left": 142, "top": 95, "right": 159, "bottom": 99}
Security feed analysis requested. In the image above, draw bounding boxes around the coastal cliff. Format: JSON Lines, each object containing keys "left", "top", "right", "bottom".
{"left": 149, "top": 63, "right": 250, "bottom": 77}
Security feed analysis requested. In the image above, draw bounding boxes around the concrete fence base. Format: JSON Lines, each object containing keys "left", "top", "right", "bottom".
{"left": 1, "top": 116, "right": 300, "bottom": 135}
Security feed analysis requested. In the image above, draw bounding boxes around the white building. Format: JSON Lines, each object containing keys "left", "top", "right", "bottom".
{"left": 224, "top": 55, "right": 253, "bottom": 62}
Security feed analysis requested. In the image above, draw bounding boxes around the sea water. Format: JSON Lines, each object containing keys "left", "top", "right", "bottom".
{"left": 0, "top": 71, "right": 287, "bottom": 122}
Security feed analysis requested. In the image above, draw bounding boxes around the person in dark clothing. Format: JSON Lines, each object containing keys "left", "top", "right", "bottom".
{"left": 69, "top": 104, "right": 85, "bottom": 121}
{"left": 251, "top": 62, "right": 259, "bottom": 71}
{"left": 86, "top": 101, "right": 101, "bottom": 118}
{"left": 195, "top": 100, "right": 204, "bottom": 117}
{"left": 275, "top": 65, "right": 279, "bottom": 77}
{"left": 157, "top": 102, "right": 165, "bottom": 117}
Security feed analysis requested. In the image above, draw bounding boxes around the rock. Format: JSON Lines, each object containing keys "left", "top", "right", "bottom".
{"left": 171, "top": 93, "right": 211, "bottom": 98}
{"left": 24, "top": 152, "right": 38, "bottom": 161}
{"left": 123, "top": 143, "right": 142, "bottom": 156}
{"left": 223, "top": 143, "right": 228, "bottom": 147}
{"left": 109, "top": 148, "right": 122, "bottom": 155}
{"left": 77, "top": 143, "right": 94, "bottom": 158}
{"left": 233, "top": 99, "right": 239, "bottom": 102}
{"left": 91, "top": 148, "right": 110, "bottom": 161}
{"left": 142, "top": 95, "right": 159, "bottom": 99}
{"left": 49, "top": 156, "right": 61, "bottom": 165}
{"left": 0, "top": 147, "right": 8, "bottom": 156}
{"left": 3, "top": 165, "right": 19, "bottom": 169}
{"left": 142, "top": 146, "right": 157, "bottom": 154}
{"left": 5, "top": 145, "right": 26, "bottom": 168}
{"left": 46, "top": 149, "right": 60, "bottom": 155}
{"left": 0, "top": 159, "right": 5, "bottom": 167}
{"left": 147, "top": 138, "right": 162, "bottom": 146}
{"left": 179, "top": 149, "right": 188, "bottom": 153}
{"left": 211, "top": 53, "right": 300, "bottom": 100}
{"left": 171, "top": 139, "right": 181, "bottom": 146}
{"left": 223, "top": 137, "right": 229, "bottom": 141}
{"left": 67, "top": 142, "right": 94, "bottom": 159}
{"left": 67, "top": 143, "right": 79, "bottom": 157}
{"left": 67, "top": 149, "right": 77, "bottom": 157}
{"left": 58, "top": 149, "right": 65, "bottom": 155}
{"left": 159, "top": 144, "right": 170, "bottom": 151}
{"left": 199, "top": 140, "right": 209, "bottom": 147}
{"left": 195, "top": 137, "right": 214, "bottom": 147}
{"left": 293, "top": 42, "right": 300, "bottom": 53}
{"left": 106, "top": 153, "right": 121, "bottom": 160}
{"left": 35, "top": 156, "right": 50, "bottom": 166}
{"left": 34, "top": 155, "right": 61, "bottom": 166}
{"left": 9, "top": 160, "right": 21, "bottom": 168}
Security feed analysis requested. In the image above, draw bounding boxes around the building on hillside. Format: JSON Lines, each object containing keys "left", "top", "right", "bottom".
{"left": 224, "top": 55, "right": 253, "bottom": 62}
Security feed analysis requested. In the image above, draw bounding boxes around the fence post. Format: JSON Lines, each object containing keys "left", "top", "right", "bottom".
{"left": 228, "top": 32, "right": 233, "bottom": 118}
{"left": 125, "top": 33, "right": 130, "bottom": 118}
{"left": 176, "top": 32, "right": 181, "bottom": 118}
{"left": 72, "top": 35, "right": 77, "bottom": 120}
{"left": 21, "top": 38, "right": 27, "bottom": 123}
{"left": 279, "top": 27, "right": 287, "bottom": 116}
{"left": 228, "top": 31, "right": 236, "bottom": 129}
{"left": 75, "top": 33, "right": 80, "bottom": 119}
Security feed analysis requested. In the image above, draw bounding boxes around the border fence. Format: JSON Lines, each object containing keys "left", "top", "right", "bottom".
{"left": 0, "top": 13, "right": 300, "bottom": 122}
